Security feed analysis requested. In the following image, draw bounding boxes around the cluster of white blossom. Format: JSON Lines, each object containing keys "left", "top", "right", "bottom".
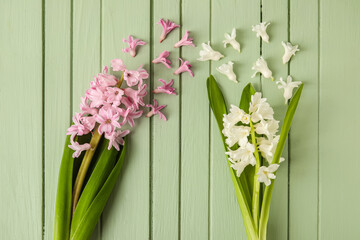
{"left": 223, "top": 92, "right": 284, "bottom": 186}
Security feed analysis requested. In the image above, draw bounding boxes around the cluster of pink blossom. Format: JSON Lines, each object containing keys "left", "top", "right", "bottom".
{"left": 67, "top": 59, "right": 174, "bottom": 158}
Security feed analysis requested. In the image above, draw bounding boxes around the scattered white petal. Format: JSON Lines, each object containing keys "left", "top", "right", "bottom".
{"left": 257, "top": 164, "right": 280, "bottom": 186}
{"left": 251, "top": 57, "right": 273, "bottom": 79}
{"left": 223, "top": 28, "right": 241, "bottom": 52}
{"left": 252, "top": 22, "right": 271, "bottom": 43}
{"left": 197, "top": 41, "right": 224, "bottom": 61}
{"left": 217, "top": 61, "right": 237, "bottom": 83}
{"left": 282, "top": 41, "right": 300, "bottom": 64}
{"left": 276, "top": 75, "right": 302, "bottom": 104}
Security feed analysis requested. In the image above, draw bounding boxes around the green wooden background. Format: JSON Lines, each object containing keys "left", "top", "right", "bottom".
{"left": 1, "top": 0, "right": 360, "bottom": 239}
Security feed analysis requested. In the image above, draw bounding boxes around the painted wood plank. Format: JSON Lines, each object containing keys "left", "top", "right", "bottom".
{"left": 100, "top": 0, "right": 150, "bottom": 239}
{"left": 319, "top": 0, "right": 360, "bottom": 239}
{"left": 210, "top": 0, "right": 260, "bottom": 239}
{"left": 152, "top": 0, "right": 181, "bottom": 239}
{"left": 261, "top": 0, "right": 289, "bottom": 239}
{"left": 180, "top": 0, "right": 210, "bottom": 239}
{"left": 43, "top": 0, "right": 71, "bottom": 239}
{"left": 72, "top": 0, "right": 101, "bottom": 238}
{"left": 289, "top": 0, "right": 319, "bottom": 239}
{"left": 0, "top": 0, "right": 43, "bottom": 239}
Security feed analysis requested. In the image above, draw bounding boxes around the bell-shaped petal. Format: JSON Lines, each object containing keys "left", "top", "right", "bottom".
{"left": 197, "top": 41, "right": 224, "bottom": 61}
{"left": 157, "top": 18, "right": 180, "bottom": 43}
{"left": 174, "top": 30, "right": 195, "bottom": 48}
{"left": 216, "top": 61, "right": 237, "bottom": 83}
{"left": 174, "top": 58, "right": 194, "bottom": 77}
{"left": 152, "top": 51, "right": 171, "bottom": 68}
{"left": 282, "top": 41, "right": 300, "bottom": 64}
{"left": 223, "top": 28, "right": 240, "bottom": 52}
{"left": 252, "top": 22, "right": 270, "bottom": 43}
{"left": 276, "top": 75, "right": 302, "bottom": 103}
{"left": 251, "top": 57, "right": 273, "bottom": 79}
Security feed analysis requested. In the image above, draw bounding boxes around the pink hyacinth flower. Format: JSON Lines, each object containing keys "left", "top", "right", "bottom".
{"left": 80, "top": 97, "right": 98, "bottom": 115}
{"left": 152, "top": 51, "right": 171, "bottom": 68}
{"left": 97, "top": 66, "right": 118, "bottom": 87}
{"left": 122, "top": 35, "right": 146, "bottom": 57}
{"left": 67, "top": 112, "right": 91, "bottom": 136}
{"left": 111, "top": 58, "right": 126, "bottom": 72}
{"left": 153, "top": 79, "right": 176, "bottom": 95}
{"left": 157, "top": 18, "right": 180, "bottom": 43}
{"left": 81, "top": 115, "right": 96, "bottom": 132}
{"left": 174, "top": 58, "right": 194, "bottom": 77}
{"left": 174, "top": 31, "right": 195, "bottom": 48}
{"left": 68, "top": 141, "right": 91, "bottom": 158}
{"left": 146, "top": 99, "right": 167, "bottom": 121}
{"left": 95, "top": 107, "right": 121, "bottom": 135}
{"left": 123, "top": 65, "right": 149, "bottom": 87}
{"left": 105, "top": 87, "right": 124, "bottom": 107}
{"left": 105, "top": 129, "right": 130, "bottom": 151}
{"left": 124, "top": 83, "right": 147, "bottom": 110}
{"left": 119, "top": 107, "right": 143, "bottom": 127}
{"left": 86, "top": 87, "right": 105, "bottom": 108}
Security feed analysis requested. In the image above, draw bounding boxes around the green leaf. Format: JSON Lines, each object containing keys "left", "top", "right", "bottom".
{"left": 207, "top": 76, "right": 258, "bottom": 239}
{"left": 239, "top": 83, "right": 256, "bottom": 114}
{"left": 70, "top": 138, "right": 127, "bottom": 240}
{"left": 258, "top": 84, "right": 304, "bottom": 240}
{"left": 71, "top": 139, "right": 118, "bottom": 232}
{"left": 54, "top": 135, "right": 74, "bottom": 240}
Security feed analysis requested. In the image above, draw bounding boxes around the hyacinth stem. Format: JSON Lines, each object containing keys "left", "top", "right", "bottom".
{"left": 71, "top": 73, "right": 124, "bottom": 214}
{"left": 250, "top": 120, "right": 261, "bottom": 230}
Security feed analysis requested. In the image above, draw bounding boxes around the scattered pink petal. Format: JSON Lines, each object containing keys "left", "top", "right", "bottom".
{"left": 174, "top": 58, "right": 194, "bottom": 77}
{"left": 68, "top": 140, "right": 91, "bottom": 158}
{"left": 153, "top": 79, "right": 176, "bottom": 95}
{"left": 105, "top": 129, "right": 130, "bottom": 151}
{"left": 119, "top": 107, "right": 143, "bottom": 127}
{"left": 111, "top": 59, "right": 126, "bottom": 71}
{"left": 95, "top": 107, "right": 121, "bottom": 135}
{"left": 174, "top": 31, "right": 195, "bottom": 48}
{"left": 122, "top": 35, "right": 146, "bottom": 57}
{"left": 152, "top": 51, "right": 171, "bottom": 68}
{"left": 146, "top": 99, "right": 167, "bottom": 121}
{"left": 157, "top": 18, "right": 180, "bottom": 43}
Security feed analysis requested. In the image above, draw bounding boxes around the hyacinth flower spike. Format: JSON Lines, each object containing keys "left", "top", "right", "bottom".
{"left": 152, "top": 51, "right": 172, "bottom": 68}
{"left": 174, "top": 30, "right": 195, "bottom": 48}
{"left": 146, "top": 99, "right": 167, "bottom": 121}
{"left": 174, "top": 58, "right": 194, "bottom": 77}
{"left": 157, "top": 18, "right": 180, "bottom": 43}
{"left": 122, "top": 35, "right": 147, "bottom": 57}
{"left": 153, "top": 79, "right": 177, "bottom": 95}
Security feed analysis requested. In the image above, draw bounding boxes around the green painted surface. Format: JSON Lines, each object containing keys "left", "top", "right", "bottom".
{"left": 1, "top": 0, "right": 360, "bottom": 239}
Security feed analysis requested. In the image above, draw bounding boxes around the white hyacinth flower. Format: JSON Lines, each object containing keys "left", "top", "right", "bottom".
{"left": 258, "top": 135, "right": 279, "bottom": 164}
{"left": 229, "top": 159, "right": 249, "bottom": 177}
{"left": 223, "top": 28, "right": 241, "bottom": 52}
{"left": 249, "top": 92, "right": 274, "bottom": 123}
{"left": 254, "top": 119, "right": 279, "bottom": 138}
{"left": 197, "top": 41, "right": 224, "bottom": 61}
{"left": 276, "top": 76, "right": 302, "bottom": 104}
{"left": 226, "top": 142, "right": 256, "bottom": 165}
{"left": 217, "top": 61, "right": 237, "bottom": 83}
{"left": 222, "top": 125, "right": 251, "bottom": 147}
{"left": 257, "top": 164, "right": 280, "bottom": 186}
{"left": 282, "top": 41, "right": 300, "bottom": 64}
{"left": 251, "top": 57, "right": 273, "bottom": 80}
{"left": 252, "top": 22, "right": 271, "bottom": 43}
{"left": 223, "top": 105, "right": 250, "bottom": 128}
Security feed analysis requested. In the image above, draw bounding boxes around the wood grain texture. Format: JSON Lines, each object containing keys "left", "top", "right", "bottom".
{"left": 0, "top": 0, "right": 43, "bottom": 239}
{"left": 319, "top": 0, "right": 360, "bottom": 239}
{"left": 180, "top": 0, "right": 210, "bottom": 239}
{"left": 72, "top": 0, "right": 101, "bottom": 238}
{"left": 210, "top": 0, "right": 260, "bottom": 239}
{"left": 261, "top": 0, "right": 289, "bottom": 239}
{"left": 101, "top": 0, "right": 150, "bottom": 239}
{"left": 44, "top": 0, "right": 71, "bottom": 239}
{"left": 152, "top": 1, "right": 181, "bottom": 239}
{"left": 289, "top": 0, "right": 319, "bottom": 239}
